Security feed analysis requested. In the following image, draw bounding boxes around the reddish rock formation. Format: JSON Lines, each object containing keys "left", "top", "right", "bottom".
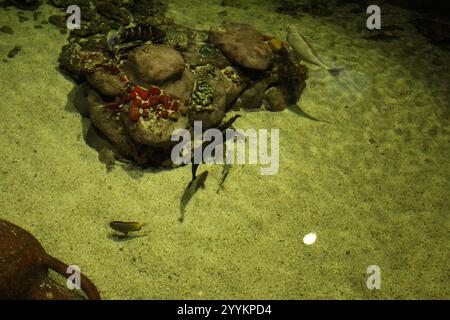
{"left": 0, "top": 219, "right": 100, "bottom": 300}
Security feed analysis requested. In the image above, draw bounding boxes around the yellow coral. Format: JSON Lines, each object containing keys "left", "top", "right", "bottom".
{"left": 268, "top": 38, "right": 284, "bottom": 51}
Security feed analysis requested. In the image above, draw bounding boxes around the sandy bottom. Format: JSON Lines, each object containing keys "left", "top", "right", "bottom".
{"left": 0, "top": 1, "right": 448, "bottom": 299}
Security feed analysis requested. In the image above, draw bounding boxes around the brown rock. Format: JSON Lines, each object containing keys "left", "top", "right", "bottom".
{"left": 86, "top": 89, "right": 139, "bottom": 160}
{"left": 122, "top": 110, "right": 189, "bottom": 148}
{"left": 161, "top": 68, "right": 195, "bottom": 103}
{"left": 208, "top": 23, "right": 274, "bottom": 71}
{"left": 235, "top": 71, "right": 279, "bottom": 109}
{"left": 73, "top": 82, "right": 91, "bottom": 117}
{"left": 126, "top": 44, "right": 185, "bottom": 85}
{"left": 86, "top": 70, "right": 124, "bottom": 98}
{"left": 264, "top": 86, "right": 288, "bottom": 112}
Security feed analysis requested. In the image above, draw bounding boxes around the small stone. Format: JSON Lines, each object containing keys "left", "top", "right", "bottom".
{"left": 18, "top": 16, "right": 29, "bottom": 23}
{"left": 264, "top": 86, "right": 288, "bottom": 112}
{"left": 0, "top": 26, "right": 13, "bottom": 34}
{"left": 7, "top": 46, "right": 21, "bottom": 59}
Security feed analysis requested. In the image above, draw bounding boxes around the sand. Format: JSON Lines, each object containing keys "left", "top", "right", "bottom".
{"left": 0, "top": 1, "right": 448, "bottom": 299}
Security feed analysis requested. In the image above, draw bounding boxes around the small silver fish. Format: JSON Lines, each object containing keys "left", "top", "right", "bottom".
{"left": 286, "top": 24, "right": 341, "bottom": 75}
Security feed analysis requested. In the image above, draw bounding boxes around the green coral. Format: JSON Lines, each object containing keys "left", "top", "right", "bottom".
{"left": 191, "top": 79, "right": 214, "bottom": 108}
{"left": 199, "top": 42, "right": 218, "bottom": 57}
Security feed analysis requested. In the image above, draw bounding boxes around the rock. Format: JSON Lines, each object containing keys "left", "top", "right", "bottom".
{"left": 51, "top": 0, "right": 89, "bottom": 8}
{"left": 208, "top": 23, "right": 274, "bottom": 71}
{"left": 0, "top": 219, "right": 100, "bottom": 300}
{"left": 86, "top": 89, "right": 140, "bottom": 160}
{"left": 235, "top": 70, "right": 279, "bottom": 109}
{"left": 7, "top": 0, "right": 42, "bottom": 10}
{"left": 131, "top": 0, "right": 167, "bottom": 22}
{"left": 122, "top": 110, "right": 189, "bottom": 148}
{"left": 58, "top": 47, "right": 116, "bottom": 82}
{"left": 87, "top": 70, "right": 124, "bottom": 98}
{"left": 73, "top": 82, "right": 91, "bottom": 117}
{"left": 189, "top": 70, "right": 229, "bottom": 128}
{"left": 69, "top": 18, "right": 110, "bottom": 38}
{"left": 126, "top": 44, "right": 185, "bottom": 85}
{"left": 163, "top": 24, "right": 194, "bottom": 52}
{"left": 414, "top": 18, "right": 450, "bottom": 44}
{"left": 264, "top": 86, "right": 288, "bottom": 112}
{"left": 183, "top": 44, "right": 231, "bottom": 70}
{"left": 276, "top": 51, "right": 308, "bottom": 105}
{"left": 48, "top": 15, "right": 66, "bottom": 30}
{"left": 0, "top": 25, "right": 13, "bottom": 34}
{"left": 219, "top": 66, "right": 250, "bottom": 109}
{"left": 96, "top": 1, "right": 131, "bottom": 25}
{"left": 161, "top": 68, "right": 195, "bottom": 103}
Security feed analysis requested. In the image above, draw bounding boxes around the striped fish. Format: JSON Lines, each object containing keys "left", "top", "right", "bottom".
{"left": 107, "top": 24, "right": 166, "bottom": 54}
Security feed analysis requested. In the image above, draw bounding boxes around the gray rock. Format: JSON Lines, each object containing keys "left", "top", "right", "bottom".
{"left": 235, "top": 71, "right": 279, "bottom": 109}
{"left": 219, "top": 66, "right": 249, "bottom": 110}
{"left": 122, "top": 110, "right": 189, "bottom": 148}
{"left": 86, "top": 70, "right": 124, "bottom": 98}
{"left": 86, "top": 89, "right": 139, "bottom": 160}
{"left": 73, "top": 83, "right": 91, "bottom": 117}
{"left": 161, "top": 68, "right": 195, "bottom": 103}
{"left": 208, "top": 23, "right": 274, "bottom": 71}
{"left": 264, "top": 86, "right": 288, "bottom": 112}
{"left": 126, "top": 44, "right": 185, "bottom": 85}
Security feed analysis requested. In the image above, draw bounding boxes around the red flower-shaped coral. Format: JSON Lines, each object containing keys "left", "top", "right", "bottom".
{"left": 106, "top": 76, "right": 181, "bottom": 123}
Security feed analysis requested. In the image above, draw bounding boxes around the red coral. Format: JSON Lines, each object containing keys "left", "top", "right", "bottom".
{"left": 104, "top": 80, "right": 180, "bottom": 122}
{"left": 170, "top": 101, "right": 179, "bottom": 112}
{"left": 148, "top": 96, "right": 160, "bottom": 107}
{"left": 128, "top": 107, "right": 140, "bottom": 122}
{"left": 131, "top": 99, "right": 141, "bottom": 109}
{"left": 159, "top": 109, "right": 169, "bottom": 119}
{"left": 160, "top": 94, "right": 170, "bottom": 106}
{"left": 149, "top": 86, "right": 161, "bottom": 96}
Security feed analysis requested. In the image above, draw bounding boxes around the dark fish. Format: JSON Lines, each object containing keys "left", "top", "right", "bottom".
{"left": 216, "top": 162, "right": 231, "bottom": 193}
{"left": 180, "top": 171, "right": 208, "bottom": 222}
{"left": 191, "top": 114, "right": 241, "bottom": 182}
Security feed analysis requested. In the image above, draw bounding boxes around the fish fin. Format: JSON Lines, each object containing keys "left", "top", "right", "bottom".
{"left": 191, "top": 163, "right": 199, "bottom": 182}
{"left": 288, "top": 104, "right": 326, "bottom": 122}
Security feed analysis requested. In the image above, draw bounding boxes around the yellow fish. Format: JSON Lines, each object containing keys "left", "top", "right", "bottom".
{"left": 109, "top": 221, "right": 144, "bottom": 235}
